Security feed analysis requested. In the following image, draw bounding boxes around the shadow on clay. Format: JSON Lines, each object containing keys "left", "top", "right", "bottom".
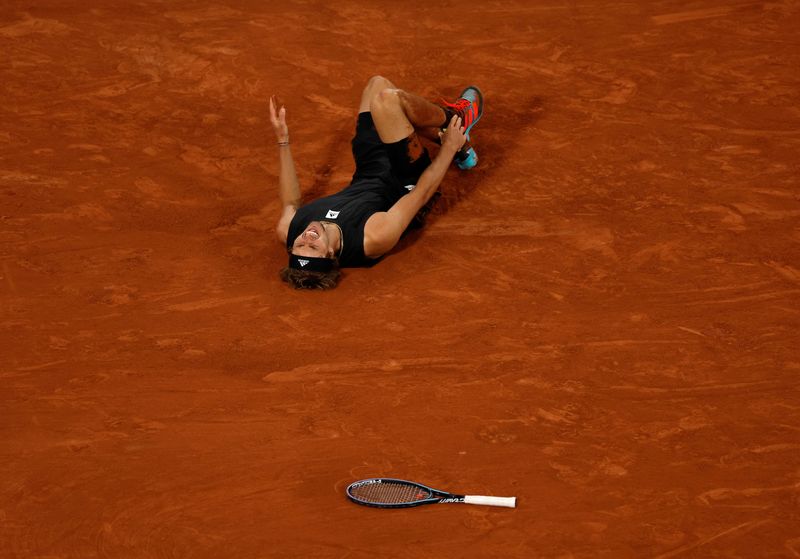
{"left": 301, "top": 124, "right": 354, "bottom": 203}
{"left": 395, "top": 93, "right": 545, "bottom": 253}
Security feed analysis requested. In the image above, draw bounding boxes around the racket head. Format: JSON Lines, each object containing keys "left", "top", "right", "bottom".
{"left": 346, "top": 478, "right": 442, "bottom": 508}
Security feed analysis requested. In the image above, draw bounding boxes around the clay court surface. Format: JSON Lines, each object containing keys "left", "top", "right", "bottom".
{"left": 2, "top": 1, "right": 800, "bottom": 557}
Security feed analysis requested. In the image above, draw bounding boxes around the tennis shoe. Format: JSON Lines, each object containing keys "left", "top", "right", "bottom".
{"left": 442, "top": 86, "right": 483, "bottom": 139}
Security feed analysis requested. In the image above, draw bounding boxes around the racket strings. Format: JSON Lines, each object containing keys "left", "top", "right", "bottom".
{"left": 352, "top": 481, "right": 431, "bottom": 504}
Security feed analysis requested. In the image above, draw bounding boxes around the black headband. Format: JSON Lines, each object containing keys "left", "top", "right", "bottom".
{"left": 288, "top": 254, "right": 335, "bottom": 273}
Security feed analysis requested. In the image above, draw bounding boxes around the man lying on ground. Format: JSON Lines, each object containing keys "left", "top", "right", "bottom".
{"left": 270, "top": 75, "right": 483, "bottom": 289}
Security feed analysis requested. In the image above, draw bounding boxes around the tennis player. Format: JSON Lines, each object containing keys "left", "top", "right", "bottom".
{"left": 270, "top": 76, "right": 483, "bottom": 289}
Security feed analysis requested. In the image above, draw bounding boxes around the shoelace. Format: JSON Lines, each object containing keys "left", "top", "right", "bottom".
{"left": 441, "top": 97, "right": 472, "bottom": 111}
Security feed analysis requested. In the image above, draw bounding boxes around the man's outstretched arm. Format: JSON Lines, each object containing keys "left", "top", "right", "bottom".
{"left": 363, "top": 116, "right": 466, "bottom": 258}
{"left": 270, "top": 96, "right": 299, "bottom": 243}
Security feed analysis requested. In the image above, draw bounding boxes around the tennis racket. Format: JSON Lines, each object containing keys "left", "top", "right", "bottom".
{"left": 346, "top": 478, "right": 516, "bottom": 509}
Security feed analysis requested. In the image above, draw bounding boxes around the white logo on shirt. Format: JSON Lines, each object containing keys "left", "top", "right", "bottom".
{"left": 298, "top": 259, "right": 309, "bottom": 267}
{"left": 325, "top": 210, "right": 340, "bottom": 219}
{"left": 404, "top": 184, "right": 415, "bottom": 191}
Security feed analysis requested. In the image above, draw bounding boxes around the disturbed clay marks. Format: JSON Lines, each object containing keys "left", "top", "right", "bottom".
{"left": 2, "top": 1, "right": 800, "bottom": 558}
{"left": 0, "top": 13, "right": 73, "bottom": 37}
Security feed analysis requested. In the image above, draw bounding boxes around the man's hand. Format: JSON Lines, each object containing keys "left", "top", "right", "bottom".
{"left": 269, "top": 95, "right": 289, "bottom": 143}
{"left": 440, "top": 115, "right": 467, "bottom": 154}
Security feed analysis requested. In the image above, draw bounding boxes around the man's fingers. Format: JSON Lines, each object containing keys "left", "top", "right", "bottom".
{"left": 448, "top": 115, "right": 465, "bottom": 135}
{"left": 270, "top": 97, "right": 281, "bottom": 123}
{"left": 269, "top": 98, "right": 289, "bottom": 134}
{"left": 270, "top": 95, "right": 287, "bottom": 121}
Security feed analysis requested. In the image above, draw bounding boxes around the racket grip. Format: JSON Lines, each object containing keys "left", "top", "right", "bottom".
{"left": 464, "top": 495, "right": 517, "bottom": 508}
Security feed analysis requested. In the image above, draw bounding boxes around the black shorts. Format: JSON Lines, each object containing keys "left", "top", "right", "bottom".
{"left": 351, "top": 112, "right": 432, "bottom": 188}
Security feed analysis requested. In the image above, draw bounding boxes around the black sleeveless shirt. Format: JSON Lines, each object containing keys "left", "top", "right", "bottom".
{"left": 286, "top": 112, "right": 429, "bottom": 267}
{"left": 286, "top": 178, "right": 412, "bottom": 267}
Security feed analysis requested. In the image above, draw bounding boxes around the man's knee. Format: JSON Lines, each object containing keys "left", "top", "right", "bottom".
{"left": 365, "top": 75, "right": 393, "bottom": 92}
{"left": 362, "top": 76, "right": 397, "bottom": 105}
{"left": 359, "top": 76, "right": 396, "bottom": 113}
{"left": 370, "top": 87, "right": 401, "bottom": 114}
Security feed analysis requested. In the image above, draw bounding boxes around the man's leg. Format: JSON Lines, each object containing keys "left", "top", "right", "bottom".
{"left": 368, "top": 82, "right": 479, "bottom": 168}
{"left": 358, "top": 75, "right": 398, "bottom": 114}
{"left": 350, "top": 76, "right": 405, "bottom": 181}
{"left": 369, "top": 86, "right": 447, "bottom": 144}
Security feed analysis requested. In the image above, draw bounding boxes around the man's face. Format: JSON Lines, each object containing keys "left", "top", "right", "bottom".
{"left": 291, "top": 221, "right": 333, "bottom": 258}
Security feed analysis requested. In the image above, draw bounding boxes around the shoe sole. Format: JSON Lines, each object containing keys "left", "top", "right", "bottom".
{"left": 456, "top": 146, "right": 478, "bottom": 170}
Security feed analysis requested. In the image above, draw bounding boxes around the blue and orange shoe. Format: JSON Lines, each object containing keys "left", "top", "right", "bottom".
{"left": 442, "top": 86, "right": 483, "bottom": 137}
{"left": 442, "top": 86, "right": 483, "bottom": 170}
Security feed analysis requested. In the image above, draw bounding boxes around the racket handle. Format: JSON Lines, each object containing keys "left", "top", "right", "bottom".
{"left": 464, "top": 495, "right": 517, "bottom": 508}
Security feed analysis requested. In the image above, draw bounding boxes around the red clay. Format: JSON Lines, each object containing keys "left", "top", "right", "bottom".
{"left": 2, "top": 1, "right": 799, "bottom": 557}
